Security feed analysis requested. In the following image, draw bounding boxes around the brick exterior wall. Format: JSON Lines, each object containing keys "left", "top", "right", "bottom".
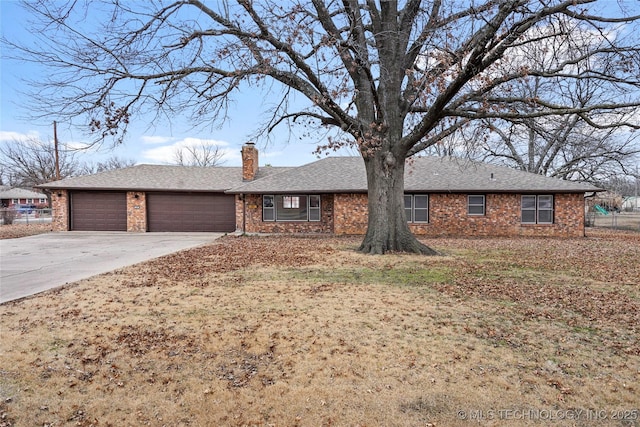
{"left": 127, "top": 192, "right": 147, "bottom": 232}
{"left": 413, "top": 193, "right": 585, "bottom": 237}
{"left": 334, "top": 193, "right": 368, "bottom": 234}
{"left": 50, "top": 190, "right": 148, "bottom": 232}
{"left": 238, "top": 194, "right": 334, "bottom": 233}
{"left": 50, "top": 190, "right": 69, "bottom": 231}
{"left": 239, "top": 192, "right": 586, "bottom": 237}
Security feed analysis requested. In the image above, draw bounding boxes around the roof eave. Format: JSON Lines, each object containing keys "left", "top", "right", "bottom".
{"left": 226, "top": 188, "right": 602, "bottom": 194}
{"left": 39, "top": 185, "right": 232, "bottom": 193}
{"left": 225, "top": 188, "right": 368, "bottom": 194}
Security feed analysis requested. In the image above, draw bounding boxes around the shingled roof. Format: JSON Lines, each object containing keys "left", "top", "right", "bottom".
{"left": 0, "top": 187, "right": 47, "bottom": 199}
{"left": 227, "top": 156, "right": 602, "bottom": 194}
{"left": 38, "top": 156, "right": 601, "bottom": 194}
{"left": 39, "top": 164, "right": 291, "bottom": 192}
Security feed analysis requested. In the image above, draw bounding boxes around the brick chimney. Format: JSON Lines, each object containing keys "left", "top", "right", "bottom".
{"left": 241, "top": 142, "right": 259, "bottom": 181}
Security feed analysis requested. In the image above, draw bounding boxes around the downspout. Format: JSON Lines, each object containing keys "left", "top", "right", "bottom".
{"left": 67, "top": 191, "right": 72, "bottom": 231}
{"left": 241, "top": 194, "right": 246, "bottom": 234}
{"left": 584, "top": 192, "right": 597, "bottom": 237}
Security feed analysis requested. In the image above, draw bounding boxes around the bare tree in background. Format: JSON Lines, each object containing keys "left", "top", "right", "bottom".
{"left": 0, "top": 138, "right": 80, "bottom": 189}
{"left": 449, "top": 37, "right": 640, "bottom": 183}
{"left": 0, "top": 139, "right": 138, "bottom": 208}
{"left": 5, "top": 0, "right": 640, "bottom": 253}
{"left": 478, "top": 113, "right": 640, "bottom": 182}
{"left": 79, "top": 156, "right": 137, "bottom": 175}
{"left": 172, "top": 143, "right": 226, "bottom": 167}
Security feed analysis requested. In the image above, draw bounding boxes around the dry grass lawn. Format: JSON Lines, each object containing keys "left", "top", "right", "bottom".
{"left": 0, "top": 223, "right": 52, "bottom": 240}
{"left": 593, "top": 213, "right": 640, "bottom": 232}
{"left": 1, "top": 231, "right": 639, "bottom": 426}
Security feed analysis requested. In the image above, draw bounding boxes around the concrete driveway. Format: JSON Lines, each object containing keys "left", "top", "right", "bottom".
{"left": 0, "top": 232, "right": 223, "bottom": 304}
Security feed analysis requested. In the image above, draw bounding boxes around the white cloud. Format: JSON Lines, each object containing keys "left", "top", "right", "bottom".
{"left": 140, "top": 137, "right": 240, "bottom": 165}
{"left": 177, "top": 137, "right": 230, "bottom": 148}
{"left": 140, "top": 135, "right": 173, "bottom": 145}
{"left": 64, "top": 140, "right": 95, "bottom": 151}
{"left": 0, "top": 130, "right": 41, "bottom": 142}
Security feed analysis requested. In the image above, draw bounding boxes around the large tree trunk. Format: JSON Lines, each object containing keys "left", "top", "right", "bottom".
{"left": 358, "top": 151, "right": 438, "bottom": 255}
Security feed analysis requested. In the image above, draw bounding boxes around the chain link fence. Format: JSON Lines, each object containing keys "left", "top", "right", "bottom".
{"left": 587, "top": 211, "right": 640, "bottom": 232}
{"left": 0, "top": 208, "right": 53, "bottom": 225}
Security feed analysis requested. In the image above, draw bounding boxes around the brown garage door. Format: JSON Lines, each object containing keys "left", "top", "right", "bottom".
{"left": 70, "top": 191, "right": 127, "bottom": 231}
{"left": 147, "top": 192, "right": 236, "bottom": 232}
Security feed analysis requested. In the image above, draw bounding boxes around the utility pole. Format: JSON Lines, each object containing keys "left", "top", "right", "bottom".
{"left": 53, "top": 121, "right": 61, "bottom": 180}
{"left": 636, "top": 163, "right": 640, "bottom": 212}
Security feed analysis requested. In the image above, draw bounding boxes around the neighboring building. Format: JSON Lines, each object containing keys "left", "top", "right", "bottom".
{"left": 0, "top": 187, "right": 49, "bottom": 208}
{"left": 622, "top": 196, "right": 640, "bottom": 212}
{"left": 39, "top": 143, "right": 602, "bottom": 237}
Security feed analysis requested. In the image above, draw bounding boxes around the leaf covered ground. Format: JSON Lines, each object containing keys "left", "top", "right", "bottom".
{"left": 1, "top": 230, "right": 639, "bottom": 426}
{"left": 0, "top": 223, "right": 51, "bottom": 240}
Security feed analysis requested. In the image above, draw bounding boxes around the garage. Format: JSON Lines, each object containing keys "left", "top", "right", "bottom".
{"left": 147, "top": 192, "right": 236, "bottom": 232}
{"left": 70, "top": 191, "right": 127, "bottom": 231}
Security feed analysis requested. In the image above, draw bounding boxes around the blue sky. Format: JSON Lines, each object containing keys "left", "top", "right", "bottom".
{"left": 0, "top": 1, "right": 354, "bottom": 168}
{"left": 2, "top": 1, "right": 638, "bottom": 170}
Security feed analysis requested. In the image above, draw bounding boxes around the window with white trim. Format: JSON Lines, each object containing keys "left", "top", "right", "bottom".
{"left": 468, "top": 195, "right": 485, "bottom": 215}
{"left": 521, "top": 195, "right": 554, "bottom": 224}
{"left": 309, "top": 195, "right": 321, "bottom": 221}
{"left": 404, "top": 194, "right": 429, "bottom": 223}
{"left": 263, "top": 195, "right": 275, "bottom": 221}
{"left": 263, "top": 195, "right": 321, "bottom": 222}
{"left": 282, "top": 196, "right": 300, "bottom": 209}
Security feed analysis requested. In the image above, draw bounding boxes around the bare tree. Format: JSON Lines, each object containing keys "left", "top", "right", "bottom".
{"left": 599, "top": 173, "right": 640, "bottom": 197}
{"left": 479, "top": 113, "right": 640, "bottom": 182}
{"left": 0, "top": 138, "right": 80, "bottom": 188}
{"left": 6, "top": 0, "right": 640, "bottom": 253}
{"left": 172, "top": 143, "right": 226, "bottom": 167}
{"left": 0, "top": 139, "right": 136, "bottom": 192}
{"left": 455, "top": 50, "right": 640, "bottom": 182}
{"left": 79, "top": 156, "right": 137, "bottom": 175}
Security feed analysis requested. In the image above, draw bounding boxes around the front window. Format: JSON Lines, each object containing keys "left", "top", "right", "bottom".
{"left": 309, "top": 195, "right": 321, "bottom": 221}
{"left": 263, "top": 195, "right": 275, "bottom": 221}
{"left": 522, "top": 195, "right": 554, "bottom": 224}
{"left": 468, "top": 195, "right": 485, "bottom": 215}
{"left": 405, "top": 194, "right": 429, "bottom": 223}
{"left": 263, "top": 195, "right": 321, "bottom": 222}
{"left": 282, "top": 196, "right": 300, "bottom": 209}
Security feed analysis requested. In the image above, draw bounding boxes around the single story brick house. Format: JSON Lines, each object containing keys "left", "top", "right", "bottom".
{"left": 0, "top": 187, "right": 49, "bottom": 208}
{"left": 39, "top": 143, "right": 601, "bottom": 237}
